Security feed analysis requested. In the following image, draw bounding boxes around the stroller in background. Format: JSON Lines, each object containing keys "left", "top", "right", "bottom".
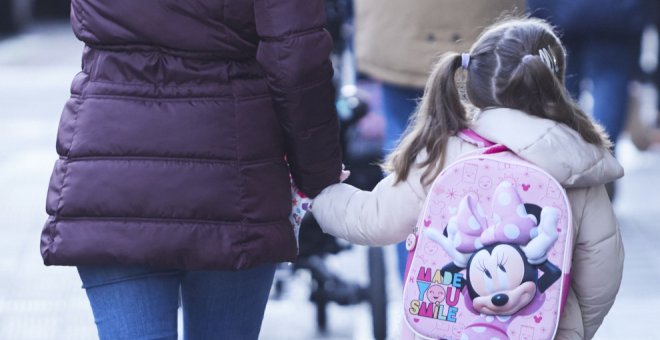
{"left": 271, "top": 1, "right": 389, "bottom": 339}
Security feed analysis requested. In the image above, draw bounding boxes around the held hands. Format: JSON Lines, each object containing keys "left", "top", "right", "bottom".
{"left": 288, "top": 164, "right": 350, "bottom": 242}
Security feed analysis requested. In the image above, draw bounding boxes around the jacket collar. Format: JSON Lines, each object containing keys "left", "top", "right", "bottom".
{"left": 469, "top": 108, "right": 624, "bottom": 188}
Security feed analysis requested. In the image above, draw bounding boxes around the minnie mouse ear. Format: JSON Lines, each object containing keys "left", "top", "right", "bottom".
{"left": 521, "top": 207, "right": 560, "bottom": 265}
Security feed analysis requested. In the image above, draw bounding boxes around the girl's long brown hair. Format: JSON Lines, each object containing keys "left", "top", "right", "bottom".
{"left": 384, "top": 17, "right": 611, "bottom": 185}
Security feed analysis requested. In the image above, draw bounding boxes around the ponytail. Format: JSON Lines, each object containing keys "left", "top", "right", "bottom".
{"left": 384, "top": 52, "right": 470, "bottom": 185}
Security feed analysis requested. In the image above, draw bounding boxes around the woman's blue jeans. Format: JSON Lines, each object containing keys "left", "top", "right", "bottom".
{"left": 77, "top": 263, "right": 276, "bottom": 340}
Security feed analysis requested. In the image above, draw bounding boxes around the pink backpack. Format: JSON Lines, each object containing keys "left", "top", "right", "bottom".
{"left": 401, "top": 130, "right": 573, "bottom": 340}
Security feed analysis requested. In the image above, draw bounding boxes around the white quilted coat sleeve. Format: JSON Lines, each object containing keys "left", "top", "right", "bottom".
{"left": 311, "top": 166, "right": 427, "bottom": 246}
{"left": 562, "top": 185, "right": 624, "bottom": 339}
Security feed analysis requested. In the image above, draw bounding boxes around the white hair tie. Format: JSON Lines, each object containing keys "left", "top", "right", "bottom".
{"left": 461, "top": 53, "right": 471, "bottom": 69}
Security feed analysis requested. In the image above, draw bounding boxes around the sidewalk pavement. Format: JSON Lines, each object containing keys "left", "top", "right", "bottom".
{"left": 1, "top": 22, "right": 659, "bottom": 340}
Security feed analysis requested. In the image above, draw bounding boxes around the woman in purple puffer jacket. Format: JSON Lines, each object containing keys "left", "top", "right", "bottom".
{"left": 40, "top": 0, "right": 342, "bottom": 338}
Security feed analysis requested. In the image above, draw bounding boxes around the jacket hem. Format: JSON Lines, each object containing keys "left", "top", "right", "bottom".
{"left": 41, "top": 217, "right": 297, "bottom": 271}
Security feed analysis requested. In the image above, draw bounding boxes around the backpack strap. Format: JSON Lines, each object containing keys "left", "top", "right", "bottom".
{"left": 457, "top": 129, "right": 495, "bottom": 147}
{"left": 458, "top": 129, "right": 509, "bottom": 154}
{"left": 483, "top": 144, "right": 510, "bottom": 154}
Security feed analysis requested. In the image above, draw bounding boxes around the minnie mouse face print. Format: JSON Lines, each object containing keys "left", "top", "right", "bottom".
{"left": 424, "top": 181, "right": 562, "bottom": 316}
{"left": 467, "top": 244, "right": 539, "bottom": 315}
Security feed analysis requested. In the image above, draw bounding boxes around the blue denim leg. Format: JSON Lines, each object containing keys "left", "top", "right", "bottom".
{"left": 77, "top": 265, "right": 182, "bottom": 340}
{"left": 565, "top": 38, "right": 638, "bottom": 144}
{"left": 180, "top": 263, "right": 276, "bottom": 340}
{"left": 380, "top": 82, "right": 424, "bottom": 279}
{"left": 583, "top": 39, "right": 637, "bottom": 143}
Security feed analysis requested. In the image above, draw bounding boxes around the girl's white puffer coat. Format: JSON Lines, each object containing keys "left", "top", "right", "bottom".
{"left": 313, "top": 108, "right": 624, "bottom": 339}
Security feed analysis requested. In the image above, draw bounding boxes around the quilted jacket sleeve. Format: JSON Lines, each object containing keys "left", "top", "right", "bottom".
{"left": 312, "top": 167, "right": 427, "bottom": 246}
{"left": 312, "top": 138, "right": 476, "bottom": 246}
{"left": 570, "top": 185, "right": 624, "bottom": 339}
{"left": 254, "top": 0, "right": 342, "bottom": 198}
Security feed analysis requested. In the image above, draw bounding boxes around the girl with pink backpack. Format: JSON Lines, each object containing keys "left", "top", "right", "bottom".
{"left": 311, "top": 17, "right": 624, "bottom": 339}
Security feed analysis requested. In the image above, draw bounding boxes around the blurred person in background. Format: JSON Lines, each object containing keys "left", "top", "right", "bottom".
{"left": 628, "top": 1, "right": 660, "bottom": 150}
{"left": 528, "top": 0, "right": 653, "bottom": 147}
{"left": 39, "top": 0, "right": 342, "bottom": 339}
{"left": 352, "top": 0, "right": 524, "bottom": 278}
{"left": 528, "top": 0, "right": 653, "bottom": 199}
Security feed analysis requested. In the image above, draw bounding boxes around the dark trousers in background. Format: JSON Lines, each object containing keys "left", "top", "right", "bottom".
{"left": 564, "top": 37, "right": 640, "bottom": 144}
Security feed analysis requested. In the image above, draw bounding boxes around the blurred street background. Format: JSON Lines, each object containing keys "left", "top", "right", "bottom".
{"left": 2, "top": 1, "right": 660, "bottom": 339}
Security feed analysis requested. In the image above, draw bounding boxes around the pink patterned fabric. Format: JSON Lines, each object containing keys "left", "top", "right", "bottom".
{"left": 449, "top": 181, "right": 538, "bottom": 253}
{"left": 289, "top": 176, "right": 312, "bottom": 246}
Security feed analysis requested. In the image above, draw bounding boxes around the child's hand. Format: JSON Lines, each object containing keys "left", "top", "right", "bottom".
{"left": 289, "top": 164, "right": 348, "bottom": 248}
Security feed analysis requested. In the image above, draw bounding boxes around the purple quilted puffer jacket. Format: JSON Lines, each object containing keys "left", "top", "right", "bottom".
{"left": 40, "top": 0, "right": 342, "bottom": 270}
